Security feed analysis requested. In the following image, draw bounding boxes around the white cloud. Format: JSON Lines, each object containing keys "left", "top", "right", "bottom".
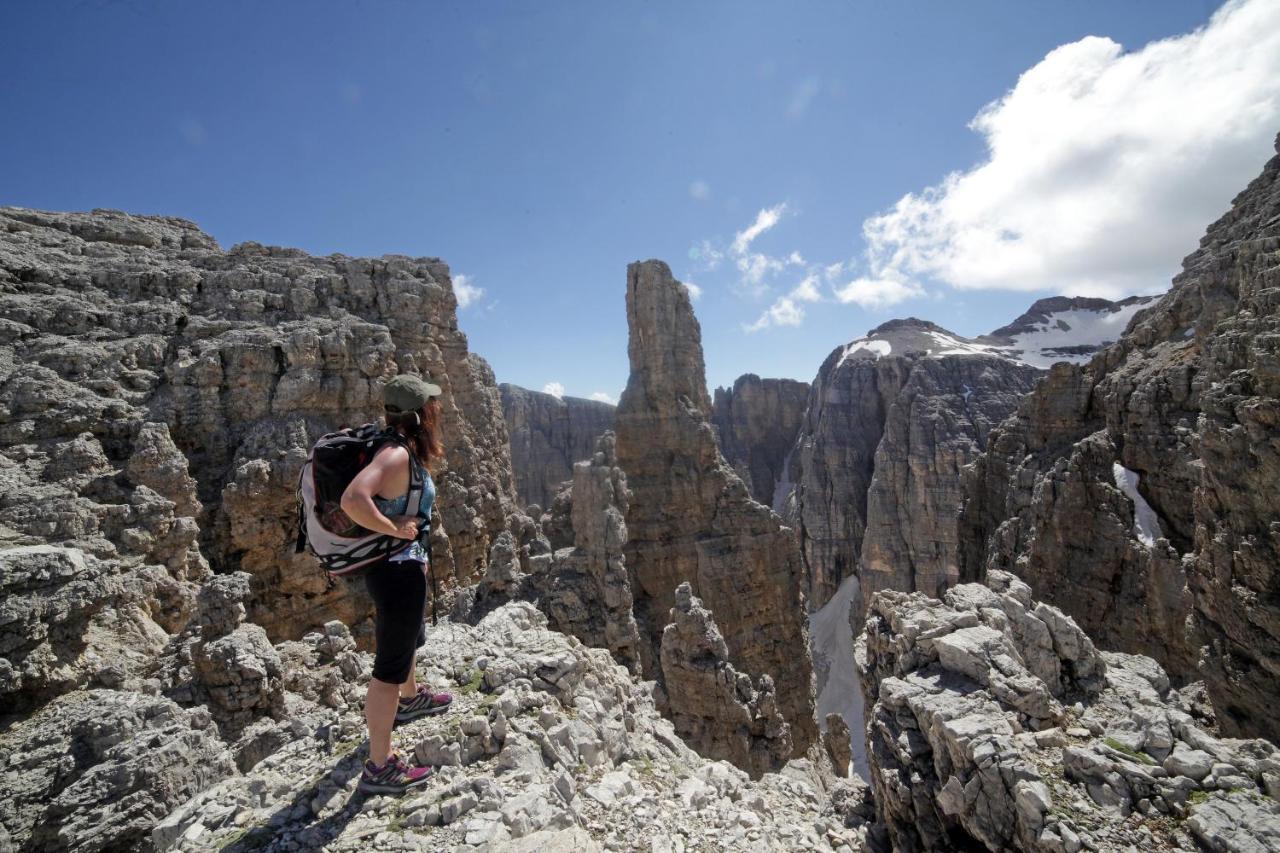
{"left": 453, "top": 274, "right": 485, "bottom": 309}
{"left": 734, "top": 252, "right": 784, "bottom": 296}
{"left": 543, "top": 382, "right": 565, "bottom": 399}
{"left": 745, "top": 296, "right": 804, "bottom": 332}
{"left": 786, "top": 76, "right": 821, "bottom": 119}
{"left": 745, "top": 273, "right": 826, "bottom": 332}
{"left": 589, "top": 391, "right": 616, "bottom": 404}
{"left": 833, "top": 276, "right": 925, "bottom": 309}
{"left": 682, "top": 281, "right": 703, "bottom": 301}
{"left": 732, "top": 203, "right": 788, "bottom": 255}
{"left": 689, "top": 180, "right": 711, "bottom": 201}
{"left": 858, "top": 0, "right": 1280, "bottom": 299}
{"left": 689, "top": 239, "right": 724, "bottom": 271}
{"left": 791, "top": 274, "right": 822, "bottom": 303}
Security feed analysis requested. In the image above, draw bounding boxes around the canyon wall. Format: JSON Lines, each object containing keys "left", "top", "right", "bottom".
{"left": 0, "top": 207, "right": 516, "bottom": 652}
{"left": 960, "top": 136, "right": 1280, "bottom": 742}
{"left": 787, "top": 319, "right": 1040, "bottom": 615}
{"left": 499, "top": 382, "right": 616, "bottom": 511}
{"left": 613, "top": 259, "right": 817, "bottom": 759}
{"left": 710, "top": 374, "right": 808, "bottom": 507}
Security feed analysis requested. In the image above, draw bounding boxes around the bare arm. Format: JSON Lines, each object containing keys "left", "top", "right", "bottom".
{"left": 340, "top": 445, "right": 419, "bottom": 540}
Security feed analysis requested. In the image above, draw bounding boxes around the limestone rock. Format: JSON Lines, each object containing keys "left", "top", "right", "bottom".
{"left": 710, "top": 373, "right": 809, "bottom": 507}
{"left": 540, "top": 431, "right": 642, "bottom": 672}
{"left": 822, "top": 713, "right": 852, "bottom": 779}
{"left": 155, "top": 572, "right": 285, "bottom": 743}
{"left": 152, "top": 601, "right": 864, "bottom": 852}
{"left": 659, "top": 582, "right": 793, "bottom": 778}
{"left": 788, "top": 318, "right": 1040, "bottom": 617}
{"left": 0, "top": 690, "right": 235, "bottom": 852}
{"left": 614, "top": 259, "right": 817, "bottom": 759}
{"left": 500, "top": 382, "right": 616, "bottom": 510}
{"left": 856, "top": 571, "right": 1280, "bottom": 852}
{"left": 960, "top": 135, "right": 1280, "bottom": 738}
{"left": 0, "top": 205, "right": 517, "bottom": 646}
{"left": 0, "top": 544, "right": 174, "bottom": 711}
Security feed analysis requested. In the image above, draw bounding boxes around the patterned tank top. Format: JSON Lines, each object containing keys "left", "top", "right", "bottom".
{"left": 372, "top": 451, "right": 435, "bottom": 564}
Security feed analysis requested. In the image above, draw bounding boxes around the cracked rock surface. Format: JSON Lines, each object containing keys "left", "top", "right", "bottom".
{"left": 500, "top": 383, "right": 616, "bottom": 512}
{"left": 857, "top": 570, "right": 1280, "bottom": 852}
{"left": 614, "top": 259, "right": 817, "bottom": 759}
{"left": 960, "top": 135, "right": 1280, "bottom": 739}
{"left": 149, "top": 603, "right": 876, "bottom": 852}
{"left": 0, "top": 206, "right": 516, "bottom": 646}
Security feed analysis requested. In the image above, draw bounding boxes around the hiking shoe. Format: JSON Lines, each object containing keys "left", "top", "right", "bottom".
{"left": 358, "top": 753, "right": 432, "bottom": 795}
{"left": 395, "top": 686, "right": 453, "bottom": 724}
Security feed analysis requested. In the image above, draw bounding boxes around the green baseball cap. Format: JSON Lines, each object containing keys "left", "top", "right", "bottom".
{"left": 383, "top": 374, "right": 442, "bottom": 412}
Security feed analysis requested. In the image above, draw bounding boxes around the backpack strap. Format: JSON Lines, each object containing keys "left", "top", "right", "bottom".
{"left": 379, "top": 428, "right": 426, "bottom": 519}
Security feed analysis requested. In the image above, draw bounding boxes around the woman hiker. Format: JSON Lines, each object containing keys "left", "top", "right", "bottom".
{"left": 340, "top": 373, "right": 455, "bottom": 794}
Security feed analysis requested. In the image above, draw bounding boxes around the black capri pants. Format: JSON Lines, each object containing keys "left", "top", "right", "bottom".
{"left": 363, "top": 557, "right": 428, "bottom": 684}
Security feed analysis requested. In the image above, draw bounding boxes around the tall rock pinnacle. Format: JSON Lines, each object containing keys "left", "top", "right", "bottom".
{"left": 614, "top": 259, "right": 817, "bottom": 758}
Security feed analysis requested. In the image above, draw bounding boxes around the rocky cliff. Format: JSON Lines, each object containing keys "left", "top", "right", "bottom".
{"left": 977, "top": 295, "right": 1160, "bottom": 368}
{"left": 499, "top": 383, "right": 616, "bottom": 511}
{"left": 857, "top": 572, "right": 1280, "bottom": 853}
{"left": 710, "top": 374, "right": 809, "bottom": 507}
{"left": 960, "top": 136, "right": 1280, "bottom": 742}
{"left": 0, "top": 206, "right": 516, "bottom": 677}
{"left": 787, "top": 318, "right": 1042, "bottom": 616}
{"left": 2, "top": 589, "right": 875, "bottom": 852}
{"left": 538, "top": 431, "right": 643, "bottom": 674}
{"left": 613, "top": 259, "right": 818, "bottom": 763}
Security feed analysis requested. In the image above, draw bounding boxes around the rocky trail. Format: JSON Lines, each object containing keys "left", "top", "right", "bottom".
{"left": 146, "top": 600, "right": 869, "bottom": 853}
{"left": 2, "top": 135, "right": 1280, "bottom": 852}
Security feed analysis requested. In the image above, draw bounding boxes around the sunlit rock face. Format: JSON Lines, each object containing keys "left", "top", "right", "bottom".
{"left": 500, "top": 382, "right": 615, "bottom": 511}
{"left": 710, "top": 373, "right": 809, "bottom": 507}
{"left": 0, "top": 206, "right": 516, "bottom": 645}
{"left": 961, "top": 135, "right": 1280, "bottom": 742}
{"left": 613, "top": 259, "right": 817, "bottom": 758}
{"left": 786, "top": 317, "right": 1040, "bottom": 618}
{"left": 858, "top": 571, "right": 1280, "bottom": 853}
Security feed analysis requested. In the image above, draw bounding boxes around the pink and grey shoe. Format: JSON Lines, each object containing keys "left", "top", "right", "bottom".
{"left": 395, "top": 686, "right": 453, "bottom": 724}
{"left": 358, "top": 753, "right": 433, "bottom": 795}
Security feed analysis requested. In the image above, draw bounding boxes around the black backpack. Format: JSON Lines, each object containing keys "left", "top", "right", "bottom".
{"left": 296, "top": 423, "right": 425, "bottom": 576}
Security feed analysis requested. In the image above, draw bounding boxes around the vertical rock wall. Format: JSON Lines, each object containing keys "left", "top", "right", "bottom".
{"left": 710, "top": 374, "right": 809, "bottom": 506}
{"left": 0, "top": 207, "right": 516, "bottom": 647}
{"left": 788, "top": 319, "right": 1039, "bottom": 616}
{"left": 613, "top": 259, "right": 816, "bottom": 756}
{"left": 960, "top": 136, "right": 1280, "bottom": 741}
{"left": 499, "top": 382, "right": 616, "bottom": 511}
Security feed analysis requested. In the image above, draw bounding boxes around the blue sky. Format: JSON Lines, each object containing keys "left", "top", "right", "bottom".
{"left": 4, "top": 0, "right": 1278, "bottom": 400}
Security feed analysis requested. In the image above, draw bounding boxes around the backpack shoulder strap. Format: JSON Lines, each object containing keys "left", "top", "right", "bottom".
{"left": 378, "top": 429, "right": 425, "bottom": 518}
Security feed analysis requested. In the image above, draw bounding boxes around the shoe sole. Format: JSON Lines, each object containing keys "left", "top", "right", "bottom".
{"left": 393, "top": 703, "right": 452, "bottom": 725}
{"left": 358, "top": 773, "right": 433, "bottom": 795}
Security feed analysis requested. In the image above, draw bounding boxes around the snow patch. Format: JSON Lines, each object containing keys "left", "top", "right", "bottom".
{"left": 928, "top": 331, "right": 1001, "bottom": 358}
{"left": 838, "top": 338, "right": 891, "bottom": 366}
{"left": 1112, "top": 462, "right": 1164, "bottom": 547}
{"left": 810, "top": 575, "right": 869, "bottom": 780}
{"left": 1002, "top": 303, "right": 1148, "bottom": 368}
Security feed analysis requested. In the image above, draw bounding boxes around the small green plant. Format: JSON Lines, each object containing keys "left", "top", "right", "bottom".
{"left": 1101, "top": 737, "right": 1155, "bottom": 765}
{"left": 333, "top": 737, "right": 363, "bottom": 759}
{"left": 1188, "top": 789, "right": 1213, "bottom": 806}
{"left": 458, "top": 669, "right": 483, "bottom": 694}
{"left": 218, "top": 826, "right": 274, "bottom": 852}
